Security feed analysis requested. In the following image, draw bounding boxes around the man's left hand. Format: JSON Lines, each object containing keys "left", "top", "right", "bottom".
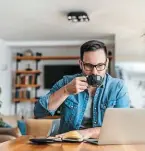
{"left": 77, "top": 127, "right": 100, "bottom": 139}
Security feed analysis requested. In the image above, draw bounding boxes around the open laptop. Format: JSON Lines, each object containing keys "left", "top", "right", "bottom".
{"left": 86, "top": 108, "right": 145, "bottom": 145}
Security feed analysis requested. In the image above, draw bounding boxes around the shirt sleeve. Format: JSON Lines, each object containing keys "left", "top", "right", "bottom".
{"left": 115, "top": 80, "right": 130, "bottom": 108}
{"left": 34, "top": 78, "right": 65, "bottom": 118}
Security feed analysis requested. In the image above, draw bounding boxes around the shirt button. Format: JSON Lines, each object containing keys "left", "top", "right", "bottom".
{"left": 71, "top": 106, "right": 73, "bottom": 108}
{"left": 94, "top": 108, "right": 96, "bottom": 110}
{"left": 94, "top": 122, "right": 96, "bottom": 124}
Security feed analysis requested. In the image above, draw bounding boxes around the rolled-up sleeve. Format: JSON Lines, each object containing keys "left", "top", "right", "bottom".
{"left": 34, "top": 78, "right": 65, "bottom": 118}
{"left": 115, "top": 80, "right": 130, "bottom": 108}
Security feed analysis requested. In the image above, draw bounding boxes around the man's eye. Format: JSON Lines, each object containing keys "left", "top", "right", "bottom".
{"left": 85, "top": 64, "right": 93, "bottom": 68}
{"left": 85, "top": 64, "right": 91, "bottom": 66}
{"left": 88, "top": 64, "right": 94, "bottom": 67}
{"left": 97, "top": 64, "right": 104, "bottom": 67}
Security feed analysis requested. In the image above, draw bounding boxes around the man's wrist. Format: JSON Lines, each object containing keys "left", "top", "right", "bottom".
{"left": 64, "top": 85, "right": 70, "bottom": 95}
{"left": 79, "top": 128, "right": 100, "bottom": 139}
{"left": 91, "top": 127, "right": 101, "bottom": 138}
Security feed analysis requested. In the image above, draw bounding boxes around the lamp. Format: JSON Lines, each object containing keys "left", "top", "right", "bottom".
{"left": 67, "top": 11, "right": 89, "bottom": 23}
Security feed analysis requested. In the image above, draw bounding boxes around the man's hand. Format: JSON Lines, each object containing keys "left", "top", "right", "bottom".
{"left": 65, "top": 76, "right": 88, "bottom": 95}
{"left": 77, "top": 128, "right": 100, "bottom": 139}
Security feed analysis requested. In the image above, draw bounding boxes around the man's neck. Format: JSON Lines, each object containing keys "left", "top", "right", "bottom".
{"left": 88, "top": 86, "right": 96, "bottom": 97}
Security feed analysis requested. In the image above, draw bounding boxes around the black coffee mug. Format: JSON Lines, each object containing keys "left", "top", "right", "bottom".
{"left": 86, "top": 74, "right": 103, "bottom": 87}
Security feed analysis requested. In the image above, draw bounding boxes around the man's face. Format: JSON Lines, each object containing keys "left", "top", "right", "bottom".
{"left": 79, "top": 49, "right": 108, "bottom": 77}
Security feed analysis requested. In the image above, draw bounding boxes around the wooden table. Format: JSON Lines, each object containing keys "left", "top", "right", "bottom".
{"left": 0, "top": 136, "right": 145, "bottom": 151}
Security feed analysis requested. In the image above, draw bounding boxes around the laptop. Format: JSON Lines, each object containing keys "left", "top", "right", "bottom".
{"left": 86, "top": 108, "right": 145, "bottom": 145}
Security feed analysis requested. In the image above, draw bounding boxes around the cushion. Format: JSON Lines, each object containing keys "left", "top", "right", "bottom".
{"left": 0, "top": 135, "right": 16, "bottom": 143}
{"left": 17, "top": 120, "right": 26, "bottom": 135}
{"left": 0, "top": 116, "right": 22, "bottom": 137}
{"left": 0, "top": 119, "right": 12, "bottom": 128}
{"left": 25, "top": 119, "right": 53, "bottom": 137}
{"left": 0, "top": 115, "right": 19, "bottom": 128}
{"left": 0, "top": 127, "right": 22, "bottom": 137}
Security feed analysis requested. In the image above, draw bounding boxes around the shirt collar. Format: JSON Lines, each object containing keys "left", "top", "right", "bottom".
{"left": 98, "top": 73, "right": 107, "bottom": 88}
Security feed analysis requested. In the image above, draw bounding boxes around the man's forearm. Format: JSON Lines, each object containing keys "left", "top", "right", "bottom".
{"left": 79, "top": 127, "right": 101, "bottom": 139}
{"left": 48, "top": 86, "right": 69, "bottom": 110}
{"left": 88, "top": 127, "right": 101, "bottom": 138}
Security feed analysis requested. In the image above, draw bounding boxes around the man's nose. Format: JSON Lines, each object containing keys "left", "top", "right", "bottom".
{"left": 92, "top": 67, "right": 98, "bottom": 75}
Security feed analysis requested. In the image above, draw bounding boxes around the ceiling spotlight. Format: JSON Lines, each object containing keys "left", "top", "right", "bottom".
{"left": 67, "top": 11, "right": 89, "bottom": 23}
{"left": 68, "top": 16, "right": 72, "bottom": 20}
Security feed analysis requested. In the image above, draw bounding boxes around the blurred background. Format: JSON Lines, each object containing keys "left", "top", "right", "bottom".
{"left": 0, "top": 0, "right": 145, "bottom": 117}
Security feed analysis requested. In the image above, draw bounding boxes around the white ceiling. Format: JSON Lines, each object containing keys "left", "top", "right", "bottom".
{"left": 0, "top": 0, "right": 145, "bottom": 48}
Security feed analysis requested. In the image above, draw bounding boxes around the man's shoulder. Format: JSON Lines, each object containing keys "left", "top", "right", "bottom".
{"left": 106, "top": 73, "right": 125, "bottom": 88}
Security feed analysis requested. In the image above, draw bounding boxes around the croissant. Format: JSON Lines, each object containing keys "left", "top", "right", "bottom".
{"left": 63, "top": 131, "right": 83, "bottom": 139}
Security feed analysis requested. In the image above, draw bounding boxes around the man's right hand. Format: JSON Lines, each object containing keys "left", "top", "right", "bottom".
{"left": 64, "top": 76, "right": 88, "bottom": 95}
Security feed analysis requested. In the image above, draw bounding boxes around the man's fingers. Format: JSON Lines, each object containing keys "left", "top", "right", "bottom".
{"left": 77, "top": 76, "right": 87, "bottom": 82}
{"left": 79, "top": 81, "right": 88, "bottom": 87}
{"left": 79, "top": 86, "right": 88, "bottom": 90}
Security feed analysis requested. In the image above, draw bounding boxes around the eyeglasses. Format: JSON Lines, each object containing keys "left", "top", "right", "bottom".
{"left": 82, "top": 60, "right": 107, "bottom": 71}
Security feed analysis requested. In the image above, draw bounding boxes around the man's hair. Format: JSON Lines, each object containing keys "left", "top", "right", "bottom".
{"left": 80, "top": 40, "right": 107, "bottom": 60}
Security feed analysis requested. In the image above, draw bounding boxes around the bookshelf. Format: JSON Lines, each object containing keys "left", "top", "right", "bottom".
{"left": 13, "top": 55, "right": 42, "bottom": 114}
{"left": 13, "top": 55, "right": 80, "bottom": 114}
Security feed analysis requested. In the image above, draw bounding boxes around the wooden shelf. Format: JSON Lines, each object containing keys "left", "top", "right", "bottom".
{"left": 16, "top": 55, "right": 113, "bottom": 60}
{"left": 15, "top": 84, "right": 40, "bottom": 88}
{"left": 37, "top": 116, "right": 61, "bottom": 119}
{"left": 13, "top": 98, "right": 37, "bottom": 102}
{"left": 16, "top": 70, "right": 41, "bottom": 74}
{"left": 16, "top": 56, "right": 80, "bottom": 60}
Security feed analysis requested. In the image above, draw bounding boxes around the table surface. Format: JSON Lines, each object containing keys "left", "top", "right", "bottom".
{"left": 1, "top": 136, "right": 145, "bottom": 151}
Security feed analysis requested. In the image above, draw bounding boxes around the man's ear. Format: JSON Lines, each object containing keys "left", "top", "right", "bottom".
{"left": 79, "top": 59, "right": 83, "bottom": 70}
{"left": 106, "top": 58, "right": 109, "bottom": 69}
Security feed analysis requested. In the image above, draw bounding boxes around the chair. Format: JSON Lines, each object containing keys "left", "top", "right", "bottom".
{"left": 25, "top": 118, "right": 60, "bottom": 137}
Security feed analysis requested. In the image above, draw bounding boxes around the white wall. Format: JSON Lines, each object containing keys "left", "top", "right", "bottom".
{"left": 116, "top": 62, "right": 145, "bottom": 108}
{"left": 115, "top": 33, "right": 145, "bottom": 62}
{"left": 115, "top": 33, "right": 145, "bottom": 108}
{"left": 0, "top": 39, "right": 12, "bottom": 115}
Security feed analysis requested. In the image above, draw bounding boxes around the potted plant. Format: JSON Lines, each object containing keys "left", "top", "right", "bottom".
{"left": 0, "top": 101, "right": 4, "bottom": 127}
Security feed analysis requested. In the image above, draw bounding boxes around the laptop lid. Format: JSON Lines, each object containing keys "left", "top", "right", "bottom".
{"left": 98, "top": 108, "right": 145, "bottom": 145}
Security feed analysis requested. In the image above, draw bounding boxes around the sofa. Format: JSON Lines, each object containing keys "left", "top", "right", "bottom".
{"left": 0, "top": 115, "right": 60, "bottom": 143}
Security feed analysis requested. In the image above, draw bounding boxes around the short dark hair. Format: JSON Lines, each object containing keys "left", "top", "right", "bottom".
{"left": 80, "top": 40, "right": 107, "bottom": 60}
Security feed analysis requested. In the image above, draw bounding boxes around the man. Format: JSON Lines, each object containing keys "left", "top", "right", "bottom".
{"left": 34, "top": 40, "right": 130, "bottom": 139}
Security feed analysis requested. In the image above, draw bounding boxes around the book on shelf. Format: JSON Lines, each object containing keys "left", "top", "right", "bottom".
{"left": 16, "top": 75, "right": 36, "bottom": 85}
{"left": 15, "top": 89, "right": 19, "bottom": 98}
{"left": 15, "top": 89, "right": 32, "bottom": 99}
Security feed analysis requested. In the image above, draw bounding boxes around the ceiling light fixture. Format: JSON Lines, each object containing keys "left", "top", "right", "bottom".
{"left": 67, "top": 11, "right": 89, "bottom": 23}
